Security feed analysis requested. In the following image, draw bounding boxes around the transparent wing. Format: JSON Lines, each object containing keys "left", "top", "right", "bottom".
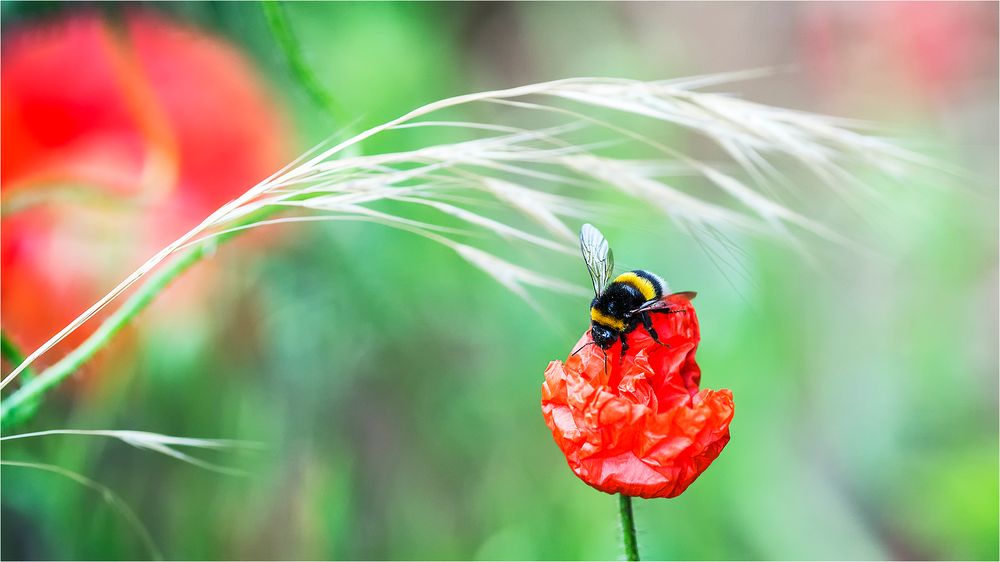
{"left": 579, "top": 223, "right": 615, "bottom": 296}
{"left": 629, "top": 291, "right": 697, "bottom": 315}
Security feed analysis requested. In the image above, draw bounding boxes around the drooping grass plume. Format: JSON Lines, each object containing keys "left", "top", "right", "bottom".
{"left": 0, "top": 73, "right": 921, "bottom": 416}
{"left": 1, "top": 429, "right": 260, "bottom": 475}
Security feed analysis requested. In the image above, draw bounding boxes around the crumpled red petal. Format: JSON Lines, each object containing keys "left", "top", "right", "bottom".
{"left": 541, "top": 293, "right": 734, "bottom": 499}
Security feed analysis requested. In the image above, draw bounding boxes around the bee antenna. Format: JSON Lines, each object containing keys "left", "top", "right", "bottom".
{"left": 571, "top": 341, "right": 596, "bottom": 356}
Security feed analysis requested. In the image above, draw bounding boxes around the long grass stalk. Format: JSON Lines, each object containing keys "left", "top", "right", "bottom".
{"left": 0, "top": 75, "right": 921, "bottom": 425}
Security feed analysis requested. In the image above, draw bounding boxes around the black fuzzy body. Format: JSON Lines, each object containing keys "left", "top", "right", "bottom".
{"left": 589, "top": 270, "right": 665, "bottom": 349}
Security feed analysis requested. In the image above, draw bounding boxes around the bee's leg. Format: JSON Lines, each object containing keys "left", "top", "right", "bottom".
{"left": 619, "top": 332, "right": 629, "bottom": 360}
{"left": 640, "top": 312, "right": 669, "bottom": 347}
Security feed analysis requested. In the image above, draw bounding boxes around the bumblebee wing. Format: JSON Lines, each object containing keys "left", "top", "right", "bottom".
{"left": 580, "top": 223, "right": 615, "bottom": 296}
{"left": 629, "top": 291, "right": 697, "bottom": 315}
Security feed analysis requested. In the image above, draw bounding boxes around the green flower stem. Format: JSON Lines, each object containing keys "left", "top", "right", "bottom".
{"left": 0, "top": 205, "right": 281, "bottom": 430}
{"left": 619, "top": 494, "right": 640, "bottom": 561}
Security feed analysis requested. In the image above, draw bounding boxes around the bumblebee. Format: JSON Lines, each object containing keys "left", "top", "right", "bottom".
{"left": 580, "top": 223, "right": 695, "bottom": 354}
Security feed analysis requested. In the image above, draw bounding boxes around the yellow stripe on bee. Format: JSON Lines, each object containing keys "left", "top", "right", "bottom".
{"left": 590, "top": 308, "right": 626, "bottom": 331}
{"left": 613, "top": 272, "right": 657, "bottom": 301}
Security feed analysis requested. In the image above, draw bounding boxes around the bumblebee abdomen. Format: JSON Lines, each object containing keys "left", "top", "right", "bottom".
{"left": 611, "top": 270, "right": 665, "bottom": 301}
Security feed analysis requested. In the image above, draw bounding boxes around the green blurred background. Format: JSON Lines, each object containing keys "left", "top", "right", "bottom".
{"left": 2, "top": 2, "right": 997, "bottom": 560}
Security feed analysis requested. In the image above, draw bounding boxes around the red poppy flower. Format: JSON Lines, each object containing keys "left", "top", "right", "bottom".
{"left": 541, "top": 293, "right": 734, "bottom": 499}
{"left": 1, "top": 12, "right": 291, "bottom": 359}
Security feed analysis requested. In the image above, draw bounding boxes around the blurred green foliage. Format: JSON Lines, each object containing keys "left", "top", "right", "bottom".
{"left": 2, "top": 1, "right": 997, "bottom": 560}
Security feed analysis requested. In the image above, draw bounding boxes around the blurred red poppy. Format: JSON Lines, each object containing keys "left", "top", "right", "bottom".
{"left": 541, "top": 293, "right": 733, "bottom": 499}
{"left": 1, "top": 11, "right": 291, "bottom": 359}
{"left": 800, "top": 3, "right": 994, "bottom": 108}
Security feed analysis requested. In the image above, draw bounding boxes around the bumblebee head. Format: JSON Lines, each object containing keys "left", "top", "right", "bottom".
{"left": 591, "top": 324, "right": 616, "bottom": 349}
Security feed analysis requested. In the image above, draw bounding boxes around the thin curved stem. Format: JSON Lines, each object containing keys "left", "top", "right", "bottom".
{"left": 1, "top": 460, "right": 162, "bottom": 559}
{"left": 262, "top": 0, "right": 347, "bottom": 125}
{"left": 619, "top": 494, "right": 640, "bottom": 561}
